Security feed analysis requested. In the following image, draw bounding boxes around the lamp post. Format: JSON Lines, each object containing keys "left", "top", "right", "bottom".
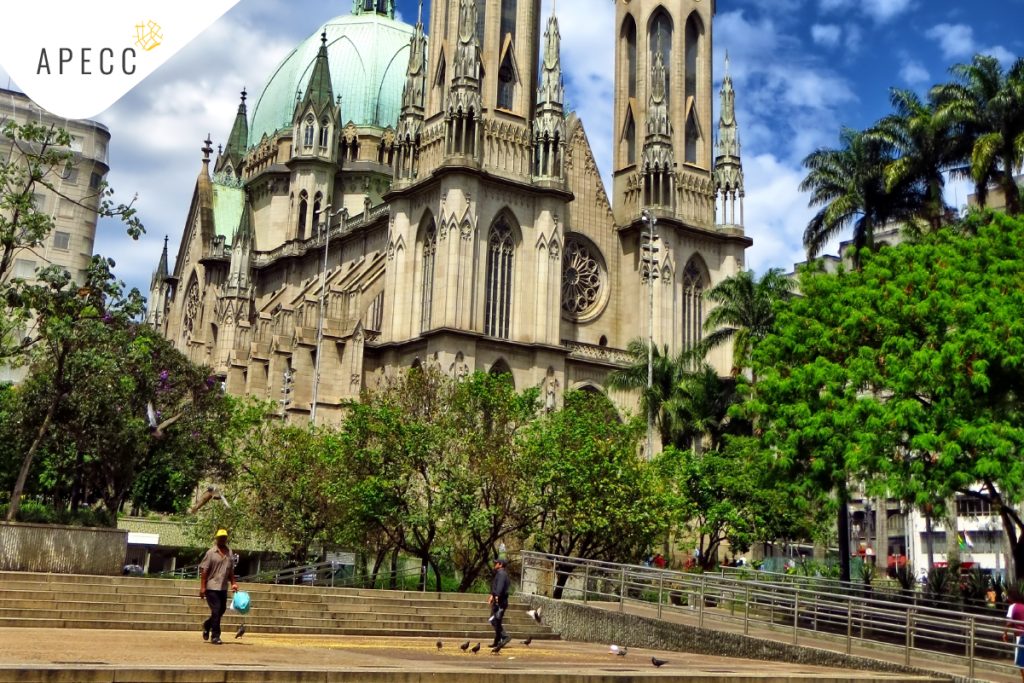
{"left": 310, "top": 204, "right": 345, "bottom": 426}
{"left": 640, "top": 209, "right": 658, "bottom": 459}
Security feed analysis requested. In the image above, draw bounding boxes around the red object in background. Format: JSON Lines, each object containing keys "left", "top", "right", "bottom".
{"left": 886, "top": 555, "right": 909, "bottom": 569}
{"left": 653, "top": 554, "right": 666, "bottom": 568}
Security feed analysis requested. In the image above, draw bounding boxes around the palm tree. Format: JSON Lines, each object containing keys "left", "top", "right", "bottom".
{"left": 662, "top": 365, "right": 743, "bottom": 453}
{"left": 800, "top": 128, "right": 923, "bottom": 268}
{"left": 606, "top": 340, "right": 691, "bottom": 447}
{"left": 699, "top": 268, "right": 795, "bottom": 379}
{"left": 932, "top": 55, "right": 1024, "bottom": 216}
{"left": 869, "top": 88, "right": 960, "bottom": 231}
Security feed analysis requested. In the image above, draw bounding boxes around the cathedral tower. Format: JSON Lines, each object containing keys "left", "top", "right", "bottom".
{"left": 611, "top": 0, "right": 715, "bottom": 228}
{"left": 714, "top": 54, "right": 745, "bottom": 229}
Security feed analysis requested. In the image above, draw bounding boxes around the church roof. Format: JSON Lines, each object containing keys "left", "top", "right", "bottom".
{"left": 212, "top": 181, "right": 245, "bottom": 241}
{"left": 248, "top": 12, "right": 419, "bottom": 147}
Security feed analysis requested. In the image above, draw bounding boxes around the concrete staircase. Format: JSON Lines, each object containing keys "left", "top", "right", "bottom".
{"left": 0, "top": 571, "right": 556, "bottom": 640}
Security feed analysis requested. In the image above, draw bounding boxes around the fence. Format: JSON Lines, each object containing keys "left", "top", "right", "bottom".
{"left": 521, "top": 550, "right": 1017, "bottom": 679}
{"left": 0, "top": 521, "right": 126, "bottom": 575}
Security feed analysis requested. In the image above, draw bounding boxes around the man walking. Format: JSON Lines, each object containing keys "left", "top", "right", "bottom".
{"left": 199, "top": 528, "right": 238, "bottom": 645}
{"left": 488, "top": 557, "right": 511, "bottom": 649}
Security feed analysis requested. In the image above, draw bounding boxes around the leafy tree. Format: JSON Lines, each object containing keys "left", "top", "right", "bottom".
{"left": 663, "top": 365, "right": 744, "bottom": 453}
{"left": 1, "top": 120, "right": 141, "bottom": 360}
{"left": 870, "top": 88, "right": 961, "bottom": 231}
{"left": 607, "top": 340, "right": 693, "bottom": 447}
{"left": 526, "top": 390, "right": 667, "bottom": 597}
{"left": 932, "top": 55, "right": 1024, "bottom": 215}
{"left": 699, "top": 268, "right": 795, "bottom": 379}
{"left": 800, "top": 127, "right": 923, "bottom": 267}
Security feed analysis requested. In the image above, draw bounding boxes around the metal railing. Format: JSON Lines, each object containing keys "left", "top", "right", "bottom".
{"left": 520, "top": 551, "right": 1018, "bottom": 679}
{"left": 239, "top": 562, "right": 433, "bottom": 591}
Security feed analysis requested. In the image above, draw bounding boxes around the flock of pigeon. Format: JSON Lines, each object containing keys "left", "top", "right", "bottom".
{"left": 433, "top": 606, "right": 670, "bottom": 668}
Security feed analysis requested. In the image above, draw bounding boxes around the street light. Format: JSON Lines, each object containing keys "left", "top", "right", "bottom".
{"left": 310, "top": 203, "right": 346, "bottom": 426}
{"left": 640, "top": 208, "right": 659, "bottom": 459}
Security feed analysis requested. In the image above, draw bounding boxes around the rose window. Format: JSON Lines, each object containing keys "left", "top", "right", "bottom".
{"left": 561, "top": 238, "right": 603, "bottom": 317}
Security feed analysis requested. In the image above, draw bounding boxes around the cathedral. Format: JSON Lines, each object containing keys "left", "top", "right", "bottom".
{"left": 147, "top": 0, "right": 750, "bottom": 424}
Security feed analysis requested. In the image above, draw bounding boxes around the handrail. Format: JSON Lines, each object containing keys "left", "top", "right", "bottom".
{"left": 239, "top": 561, "right": 432, "bottom": 591}
{"left": 519, "top": 550, "right": 1017, "bottom": 679}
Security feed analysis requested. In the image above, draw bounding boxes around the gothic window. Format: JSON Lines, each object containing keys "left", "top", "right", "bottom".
{"left": 685, "top": 110, "right": 699, "bottom": 165}
{"left": 303, "top": 115, "right": 315, "bottom": 147}
{"left": 497, "top": 51, "right": 516, "bottom": 110}
{"left": 621, "top": 15, "right": 637, "bottom": 99}
{"left": 297, "top": 191, "right": 308, "bottom": 240}
{"left": 319, "top": 119, "right": 330, "bottom": 147}
{"left": 484, "top": 217, "right": 515, "bottom": 339}
{"left": 476, "top": 0, "right": 487, "bottom": 51}
{"left": 312, "top": 193, "right": 322, "bottom": 237}
{"left": 420, "top": 218, "right": 437, "bottom": 332}
{"left": 500, "top": 0, "right": 517, "bottom": 47}
{"left": 561, "top": 236, "right": 604, "bottom": 319}
{"left": 685, "top": 13, "right": 703, "bottom": 165}
{"left": 649, "top": 10, "right": 673, "bottom": 100}
{"left": 183, "top": 275, "right": 200, "bottom": 338}
{"left": 624, "top": 109, "right": 636, "bottom": 165}
{"left": 682, "top": 258, "right": 706, "bottom": 352}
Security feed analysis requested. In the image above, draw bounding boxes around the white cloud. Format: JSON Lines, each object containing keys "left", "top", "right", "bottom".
{"left": 926, "top": 23, "right": 1016, "bottom": 65}
{"left": 899, "top": 60, "right": 930, "bottom": 88}
{"left": 811, "top": 24, "right": 842, "bottom": 48}
{"left": 861, "top": 0, "right": 914, "bottom": 23}
{"left": 741, "top": 153, "right": 818, "bottom": 273}
{"left": 844, "top": 23, "right": 863, "bottom": 52}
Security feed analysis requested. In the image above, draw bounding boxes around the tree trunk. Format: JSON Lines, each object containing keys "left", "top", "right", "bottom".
{"left": 388, "top": 546, "right": 399, "bottom": 589}
{"left": 552, "top": 563, "right": 573, "bottom": 600}
{"left": 6, "top": 393, "right": 60, "bottom": 522}
{"left": 837, "top": 482, "right": 852, "bottom": 583}
{"left": 945, "top": 496, "right": 960, "bottom": 566}
{"left": 874, "top": 496, "right": 888, "bottom": 571}
{"left": 419, "top": 556, "right": 428, "bottom": 592}
{"left": 429, "top": 557, "right": 442, "bottom": 592}
{"left": 925, "top": 512, "right": 935, "bottom": 571}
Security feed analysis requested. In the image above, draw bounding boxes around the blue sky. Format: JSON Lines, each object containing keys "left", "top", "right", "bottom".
{"left": 4, "top": 0, "right": 1023, "bottom": 296}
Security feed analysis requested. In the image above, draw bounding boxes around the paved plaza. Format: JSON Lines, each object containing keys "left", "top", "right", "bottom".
{"left": 0, "top": 628, "right": 947, "bottom": 682}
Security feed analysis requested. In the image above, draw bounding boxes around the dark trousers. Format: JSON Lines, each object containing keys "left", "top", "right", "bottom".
{"left": 491, "top": 601, "right": 508, "bottom": 644}
{"left": 204, "top": 589, "right": 227, "bottom": 639}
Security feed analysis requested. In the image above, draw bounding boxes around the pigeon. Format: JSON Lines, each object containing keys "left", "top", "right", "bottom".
{"left": 145, "top": 400, "right": 188, "bottom": 439}
{"left": 491, "top": 642, "right": 507, "bottom": 655}
{"left": 609, "top": 644, "right": 621, "bottom": 655}
{"left": 460, "top": 641, "right": 470, "bottom": 651}
{"left": 235, "top": 624, "right": 246, "bottom": 639}
{"left": 651, "top": 657, "right": 668, "bottom": 668}
{"left": 526, "top": 607, "right": 542, "bottom": 623}
{"left": 471, "top": 642, "right": 481, "bottom": 654}
{"left": 436, "top": 640, "right": 443, "bottom": 650}
{"left": 617, "top": 647, "right": 627, "bottom": 657}
{"left": 521, "top": 637, "right": 532, "bottom": 646}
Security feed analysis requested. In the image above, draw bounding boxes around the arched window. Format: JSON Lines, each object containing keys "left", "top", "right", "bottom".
{"left": 684, "top": 13, "right": 703, "bottom": 164}
{"left": 621, "top": 15, "right": 637, "bottom": 99}
{"left": 303, "top": 116, "right": 315, "bottom": 147}
{"left": 476, "top": 0, "right": 487, "bottom": 51}
{"left": 297, "top": 191, "right": 308, "bottom": 240}
{"left": 649, "top": 10, "right": 673, "bottom": 101}
{"left": 624, "top": 109, "right": 636, "bottom": 165}
{"left": 312, "top": 193, "right": 322, "bottom": 237}
{"left": 682, "top": 258, "right": 706, "bottom": 352}
{"left": 497, "top": 51, "right": 516, "bottom": 110}
{"left": 319, "top": 119, "right": 330, "bottom": 147}
{"left": 420, "top": 217, "right": 437, "bottom": 332}
{"left": 489, "top": 358, "right": 514, "bottom": 386}
{"left": 484, "top": 217, "right": 515, "bottom": 339}
{"left": 500, "top": 0, "right": 517, "bottom": 46}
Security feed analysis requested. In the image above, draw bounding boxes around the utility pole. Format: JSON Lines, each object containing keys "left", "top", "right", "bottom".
{"left": 640, "top": 209, "right": 658, "bottom": 459}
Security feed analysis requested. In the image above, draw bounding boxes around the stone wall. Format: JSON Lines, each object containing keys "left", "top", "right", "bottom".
{"left": 524, "top": 596, "right": 963, "bottom": 683}
{"left": 0, "top": 522, "right": 127, "bottom": 575}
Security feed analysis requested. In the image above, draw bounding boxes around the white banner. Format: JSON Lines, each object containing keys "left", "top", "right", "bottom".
{"left": 0, "top": 1, "right": 241, "bottom": 119}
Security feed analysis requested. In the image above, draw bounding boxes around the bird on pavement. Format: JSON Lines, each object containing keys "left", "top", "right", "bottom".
{"left": 436, "top": 640, "right": 443, "bottom": 650}
{"left": 234, "top": 624, "right": 246, "bottom": 639}
{"left": 521, "top": 637, "right": 532, "bottom": 646}
{"left": 471, "top": 642, "right": 481, "bottom": 653}
{"left": 617, "top": 647, "right": 628, "bottom": 657}
{"left": 460, "top": 641, "right": 470, "bottom": 651}
{"left": 491, "top": 641, "right": 507, "bottom": 655}
{"left": 526, "top": 607, "right": 542, "bottom": 623}
{"left": 652, "top": 657, "right": 668, "bottom": 668}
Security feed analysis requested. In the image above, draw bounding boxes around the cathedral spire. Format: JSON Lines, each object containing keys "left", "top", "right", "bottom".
{"left": 533, "top": 5, "right": 566, "bottom": 182}
{"left": 715, "top": 52, "right": 745, "bottom": 229}
{"left": 217, "top": 88, "right": 248, "bottom": 178}
{"left": 646, "top": 30, "right": 671, "bottom": 140}
{"left": 442, "top": 0, "right": 483, "bottom": 159}
{"left": 228, "top": 195, "right": 255, "bottom": 293}
{"left": 295, "top": 31, "right": 335, "bottom": 121}
{"left": 351, "top": 0, "right": 395, "bottom": 18}
{"left": 453, "top": 0, "right": 482, "bottom": 83}
{"left": 640, "top": 30, "right": 675, "bottom": 209}
{"left": 151, "top": 235, "right": 169, "bottom": 291}
{"left": 395, "top": 0, "right": 428, "bottom": 182}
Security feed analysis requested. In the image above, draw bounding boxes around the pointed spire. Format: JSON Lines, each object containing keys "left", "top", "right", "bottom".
{"left": 225, "top": 88, "right": 249, "bottom": 161}
{"left": 297, "top": 31, "right": 335, "bottom": 118}
{"left": 228, "top": 194, "right": 255, "bottom": 293}
{"left": 201, "top": 134, "right": 213, "bottom": 167}
{"left": 401, "top": 0, "right": 428, "bottom": 113}
{"left": 537, "top": 6, "right": 564, "bottom": 107}
{"left": 151, "top": 235, "right": 169, "bottom": 290}
{"left": 715, "top": 53, "right": 745, "bottom": 227}
{"left": 646, "top": 32, "right": 671, "bottom": 140}
{"left": 453, "top": 0, "right": 482, "bottom": 82}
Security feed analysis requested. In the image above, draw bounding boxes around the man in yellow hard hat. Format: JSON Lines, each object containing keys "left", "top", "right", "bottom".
{"left": 199, "top": 528, "right": 238, "bottom": 644}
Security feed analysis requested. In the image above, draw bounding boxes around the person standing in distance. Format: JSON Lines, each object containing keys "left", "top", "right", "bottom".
{"left": 199, "top": 528, "right": 238, "bottom": 645}
{"left": 488, "top": 557, "right": 511, "bottom": 649}
{"left": 1004, "top": 587, "right": 1024, "bottom": 682}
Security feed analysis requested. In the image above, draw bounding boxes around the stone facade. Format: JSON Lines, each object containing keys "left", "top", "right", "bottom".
{"left": 149, "top": 0, "right": 751, "bottom": 424}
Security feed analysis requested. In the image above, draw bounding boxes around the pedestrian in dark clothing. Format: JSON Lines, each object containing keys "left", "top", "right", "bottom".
{"left": 199, "top": 528, "right": 238, "bottom": 645}
{"left": 488, "top": 557, "right": 511, "bottom": 648}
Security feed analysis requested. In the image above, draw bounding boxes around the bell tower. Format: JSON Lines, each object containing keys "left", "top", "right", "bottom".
{"left": 611, "top": 0, "right": 715, "bottom": 229}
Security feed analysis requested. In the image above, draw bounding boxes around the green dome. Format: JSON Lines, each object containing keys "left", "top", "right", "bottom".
{"left": 248, "top": 13, "right": 420, "bottom": 147}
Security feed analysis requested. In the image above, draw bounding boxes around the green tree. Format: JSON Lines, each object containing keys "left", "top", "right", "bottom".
{"left": 800, "top": 127, "right": 923, "bottom": 267}
{"left": 933, "top": 55, "right": 1024, "bottom": 215}
{"left": 607, "top": 340, "right": 692, "bottom": 447}
{"left": 526, "top": 390, "right": 667, "bottom": 597}
{"left": 870, "top": 88, "right": 961, "bottom": 231}
{"left": 699, "top": 268, "right": 795, "bottom": 378}
{"left": 663, "top": 364, "right": 744, "bottom": 453}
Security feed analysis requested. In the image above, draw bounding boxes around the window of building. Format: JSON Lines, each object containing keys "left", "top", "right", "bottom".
{"left": 59, "top": 198, "right": 76, "bottom": 218}
{"left": 476, "top": 0, "right": 487, "bottom": 50}
{"left": 33, "top": 193, "right": 47, "bottom": 212}
{"left": 60, "top": 165, "right": 79, "bottom": 184}
{"left": 89, "top": 172, "right": 103, "bottom": 189}
{"left": 304, "top": 123, "right": 314, "bottom": 147}
{"left": 420, "top": 218, "right": 437, "bottom": 332}
{"left": 685, "top": 13, "right": 702, "bottom": 165}
{"left": 624, "top": 110, "right": 636, "bottom": 165}
{"left": 69, "top": 136, "right": 83, "bottom": 153}
{"left": 319, "top": 119, "right": 330, "bottom": 148}
{"left": 312, "top": 193, "right": 322, "bottom": 236}
{"left": 649, "top": 10, "right": 673, "bottom": 101}
{"left": 53, "top": 231, "right": 71, "bottom": 250}
{"left": 14, "top": 259, "right": 37, "bottom": 279}
{"left": 682, "top": 258, "right": 705, "bottom": 352}
{"left": 297, "top": 192, "right": 308, "bottom": 240}
{"left": 95, "top": 141, "right": 107, "bottom": 162}
{"left": 500, "top": 0, "right": 517, "bottom": 47}
{"left": 497, "top": 52, "right": 516, "bottom": 110}
{"left": 484, "top": 218, "right": 515, "bottom": 339}
{"left": 622, "top": 15, "right": 637, "bottom": 100}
